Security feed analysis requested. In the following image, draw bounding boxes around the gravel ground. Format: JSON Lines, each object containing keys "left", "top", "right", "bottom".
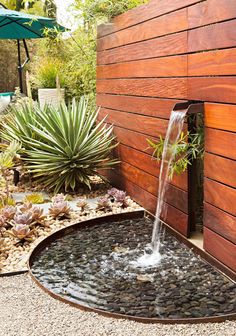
{"left": 0, "top": 274, "right": 236, "bottom": 336}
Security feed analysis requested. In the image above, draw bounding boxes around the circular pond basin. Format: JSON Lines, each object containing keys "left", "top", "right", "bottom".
{"left": 29, "top": 214, "right": 236, "bottom": 323}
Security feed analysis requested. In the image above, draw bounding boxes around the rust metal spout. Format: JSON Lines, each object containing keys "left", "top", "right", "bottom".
{"left": 173, "top": 101, "right": 204, "bottom": 115}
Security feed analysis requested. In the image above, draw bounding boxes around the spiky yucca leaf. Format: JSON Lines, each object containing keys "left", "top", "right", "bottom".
{"left": 2, "top": 98, "right": 118, "bottom": 193}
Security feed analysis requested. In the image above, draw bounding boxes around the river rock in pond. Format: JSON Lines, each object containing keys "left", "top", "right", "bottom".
{"left": 31, "top": 217, "right": 236, "bottom": 320}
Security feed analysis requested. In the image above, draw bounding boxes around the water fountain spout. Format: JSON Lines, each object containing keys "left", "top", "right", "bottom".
{"left": 151, "top": 101, "right": 204, "bottom": 254}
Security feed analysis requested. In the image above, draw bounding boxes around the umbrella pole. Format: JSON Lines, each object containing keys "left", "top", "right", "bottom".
{"left": 17, "top": 39, "right": 24, "bottom": 93}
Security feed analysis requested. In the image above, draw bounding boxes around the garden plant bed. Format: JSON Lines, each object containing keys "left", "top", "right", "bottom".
{"left": 0, "top": 179, "right": 140, "bottom": 275}
{"left": 29, "top": 213, "right": 236, "bottom": 324}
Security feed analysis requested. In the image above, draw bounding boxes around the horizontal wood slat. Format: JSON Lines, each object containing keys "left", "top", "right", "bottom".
{"left": 116, "top": 144, "right": 188, "bottom": 191}
{"left": 188, "top": 77, "right": 236, "bottom": 104}
{"left": 98, "top": 123, "right": 156, "bottom": 154}
{"left": 99, "top": 108, "right": 169, "bottom": 137}
{"left": 98, "top": 0, "right": 236, "bottom": 50}
{"left": 204, "top": 102, "right": 236, "bottom": 132}
{"left": 205, "top": 128, "right": 236, "bottom": 160}
{"left": 188, "top": 48, "right": 236, "bottom": 76}
{"left": 188, "top": 19, "right": 236, "bottom": 53}
{"left": 204, "top": 203, "right": 236, "bottom": 244}
{"left": 97, "top": 55, "right": 187, "bottom": 78}
{"left": 97, "top": 9, "right": 188, "bottom": 51}
{"left": 96, "top": 0, "right": 236, "bottom": 273}
{"left": 116, "top": 161, "right": 188, "bottom": 213}
{"left": 97, "top": 0, "right": 201, "bottom": 38}
{"left": 97, "top": 32, "right": 187, "bottom": 65}
{"left": 97, "top": 94, "right": 183, "bottom": 118}
{"left": 97, "top": 78, "right": 187, "bottom": 98}
{"left": 204, "top": 178, "right": 236, "bottom": 217}
{"left": 188, "top": 0, "right": 236, "bottom": 29}
{"left": 105, "top": 169, "right": 189, "bottom": 236}
{"left": 204, "top": 152, "right": 236, "bottom": 188}
{"left": 204, "top": 227, "right": 236, "bottom": 272}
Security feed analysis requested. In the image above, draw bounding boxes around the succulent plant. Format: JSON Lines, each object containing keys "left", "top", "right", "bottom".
{"left": 23, "top": 193, "right": 45, "bottom": 204}
{"left": 107, "top": 188, "right": 128, "bottom": 208}
{"left": 51, "top": 193, "right": 66, "bottom": 203}
{"left": 0, "top": 141, "right": 21, "bottom": 198}
{"left": 12, "top": 212, "right": 33, "bottom": 226}
{"left": 30, "top": 206, "right": 46, "bottom": 225}
{"left": 96, "top": 196, "right": 112, "bottom": 212}
{"left": 113, "top": 190, "right": 128, "bottom": 208}
{"left": 107, "top": 188, "right": 119, "bottom": 199}
{"left": 0, "top": 194, "right": 16, "bottom": 209}
{"left": 10, "top": 224, "right": 35, "bottom": 242}
{"left": 0, "top": 215, "right": 6, "bottom": 236}
{"left": 1, "top": 206, "right": 17, "bottom": 221}
{"left": 76, "top": 199, "right": 90, "bottom": 213}
{"left": 49, "top": 201, "right": 71, "bottom": 219}
{"left": 18, "top": 202, "right": 33, "bottom": 213}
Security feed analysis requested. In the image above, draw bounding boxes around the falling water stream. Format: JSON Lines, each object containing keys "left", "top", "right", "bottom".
{"left": 30, "top": 108, "right": 236, "bottom": 320}
{"left": 135, "top": 109, "right": 188, "bottom": 267}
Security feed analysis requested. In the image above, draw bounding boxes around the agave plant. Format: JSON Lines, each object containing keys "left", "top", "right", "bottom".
{"left": 2, "top": 98, "right": 118, "bottom": 193}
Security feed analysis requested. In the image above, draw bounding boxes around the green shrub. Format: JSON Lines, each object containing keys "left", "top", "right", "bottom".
{"left": 30, "top": 57, "right": 65, "bottom": 89}
{"left": 2, "top": 98, "right": 118, "bottom": 192}
{"left": 148, "top": 131, "right": 204, "bottom": 180}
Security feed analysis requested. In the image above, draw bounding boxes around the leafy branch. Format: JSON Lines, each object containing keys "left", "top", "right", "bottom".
{"left": 147, "top": 131, "right": 204, "bottom": 180}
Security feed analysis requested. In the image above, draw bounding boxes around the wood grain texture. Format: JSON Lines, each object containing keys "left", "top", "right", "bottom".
{"left": 97, "top": 9, "right": 188, "bottom": 51}
{"left": 97, "top": 0, "right": 201, "bottom": 38}
{"left": 99, "top": 107, "right": 169, "bottom": 137}
{"left": 188, "top": 77, "right": 236, "bottom": 104}
{"left": 188, "top": 48, "right": 236, "bottom": 76}
{"left": 97, "top": 78, "right": 187, "bottom": 99}
{"left": 116, "top": 144, "right": 188, "bottom": 191}
{"left": 116, "top": 161, "right": 188, "bottom": 213}
{"left": 97, "top": 123, "right": 156, "bottom": 154}
{"left": 205, "top": 152, "right": 236, "bottom": 188}
{"left": 97, "top": 32, "right": 187, "bottom": 65}
{"left": 205, "top": 102, "right": 236, "bottom": 132}
{"left": 188, "top": 0, "right": 236, "bottom": 29}
{"left": 97, "top": 94, "right": 183, "bottom": 119}
{"left": 105, "top": 169, "right": 188, "bottom": 236}
{"left": 97, "top": 55, "right": 187, "bottom": 78}
{"left": 204, "top": 178, "right": 236, "bottom": 217}
{"left": 204, "top": 202, "right": 236, "bottom": 244}
{"left": 99, "top": 109, "right": 187, "bottom": 139}
{"left": 188, "top": 19, "right": 236, "bottom": 53}
{"left": 204, "top": 227, "right": 236, "bottom": 272}
{"left": 205, "top": 128, "right": 236, "bottom": 160}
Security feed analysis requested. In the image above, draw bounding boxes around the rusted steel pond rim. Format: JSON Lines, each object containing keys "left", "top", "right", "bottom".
{"left": 28, "top": 210, "right": 236, "bottom": 324}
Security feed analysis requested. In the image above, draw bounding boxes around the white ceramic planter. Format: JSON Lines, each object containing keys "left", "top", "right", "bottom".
{"left": 38, "top": 88, "right": 65, "bottom": 109}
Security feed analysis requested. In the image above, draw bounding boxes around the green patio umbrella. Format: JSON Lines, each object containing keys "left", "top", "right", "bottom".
{"left": 0, "top": 3, "right": 66, "bottom": 93}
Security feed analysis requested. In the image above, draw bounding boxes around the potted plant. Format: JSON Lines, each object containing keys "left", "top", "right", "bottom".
{"left": 30, "top": 57, "right": 65, "bottom": 108}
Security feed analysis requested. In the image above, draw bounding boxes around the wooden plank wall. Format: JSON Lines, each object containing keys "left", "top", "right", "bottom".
{"left": 97, "top": 0, "right": 236, "bottom": 272}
